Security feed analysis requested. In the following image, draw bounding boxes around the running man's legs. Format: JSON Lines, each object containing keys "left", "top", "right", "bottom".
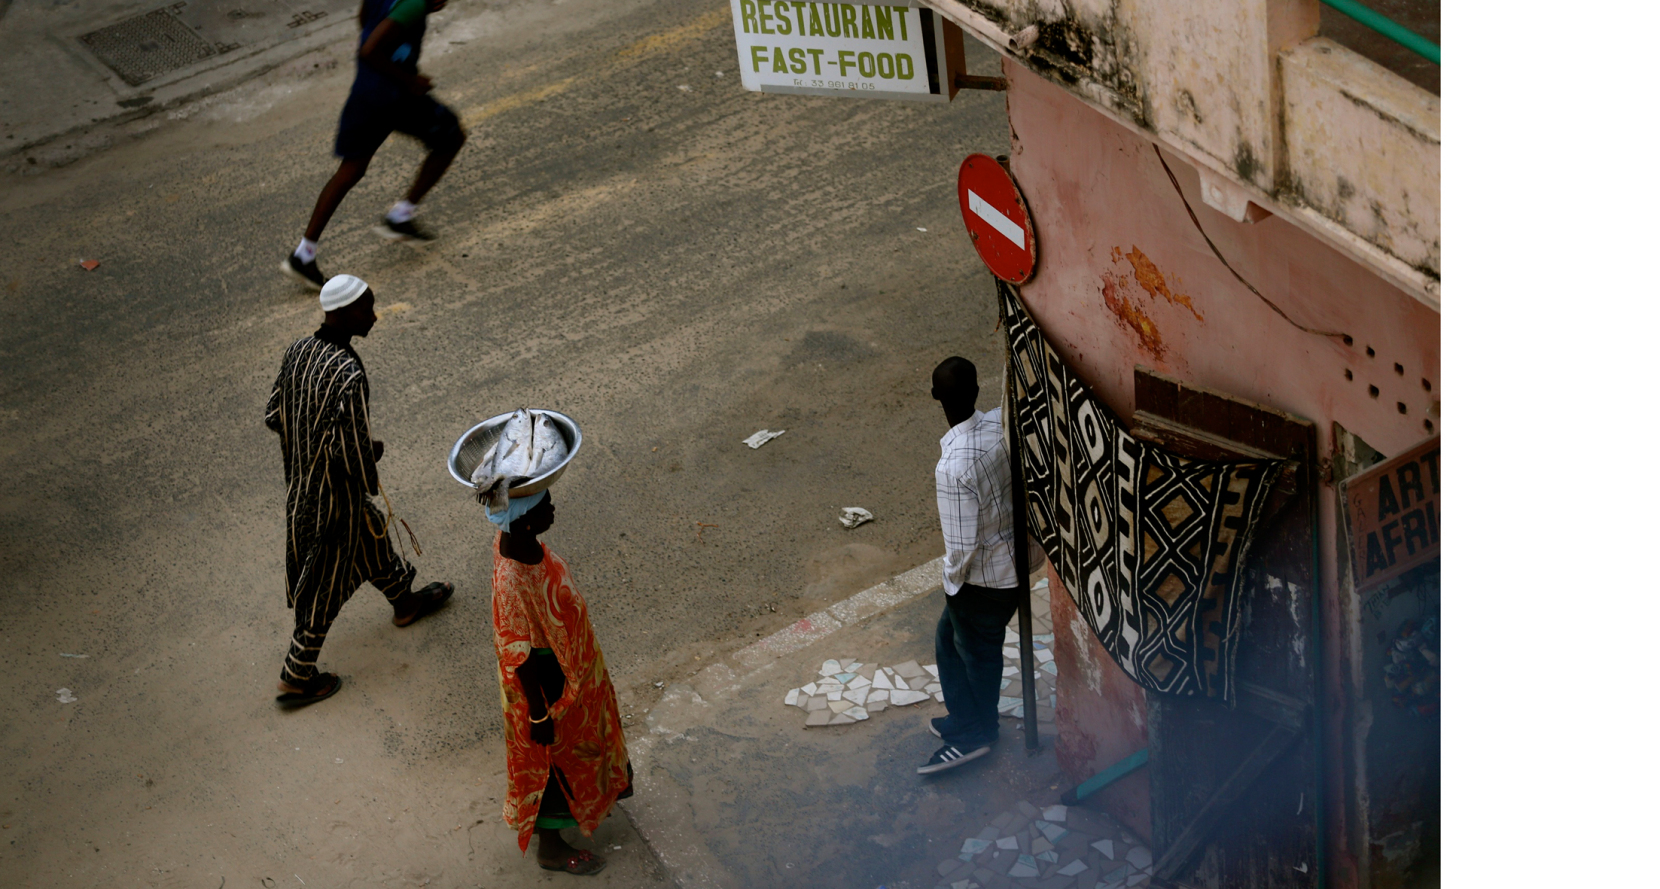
{"left": 399, "top": 98, "right": 467, "bottom": 205}
{"left": 303, "top": 156, "right": 373, "bottom": 242}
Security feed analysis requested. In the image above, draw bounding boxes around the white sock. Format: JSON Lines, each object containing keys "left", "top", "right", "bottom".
{"left": 294, "top": 238, "right": 318, "bottom": 263}
{"left": 387, "top": 200, "right": 417, "bottom": 224}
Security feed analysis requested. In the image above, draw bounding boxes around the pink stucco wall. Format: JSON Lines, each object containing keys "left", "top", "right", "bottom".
{"left": 1001, "top": 58, "right": 1439, "bottom": 880}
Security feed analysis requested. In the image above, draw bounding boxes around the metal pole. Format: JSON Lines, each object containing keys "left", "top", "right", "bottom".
{"left": 1002, "top": 279, "right": 1039, "bottom": 753}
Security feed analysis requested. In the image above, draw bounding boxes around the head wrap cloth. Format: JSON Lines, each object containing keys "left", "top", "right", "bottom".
{"left": 320, "top": 274, "right": 369, "bottom": 312}
{"left": 487, "top": 490, "right": 550, "bottom": 532}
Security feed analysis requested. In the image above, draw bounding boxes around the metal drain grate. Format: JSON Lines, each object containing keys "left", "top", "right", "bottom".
{"left": 80, "top": 7, "right": 218, "bottom": 86}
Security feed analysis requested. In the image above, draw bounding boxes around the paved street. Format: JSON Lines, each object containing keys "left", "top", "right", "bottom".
{"left": 0, "top": 0, "right": 1011, "bottom": 885}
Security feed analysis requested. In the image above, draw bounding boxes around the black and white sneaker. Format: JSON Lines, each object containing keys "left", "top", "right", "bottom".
{"left": 917, "top": 743, "right": 990, "bottom": 775}
{"left": 928, "top": 717, "right": 947, "bottom": 739}
{"left": 280, "top": 253, "right": 326, "bottom": 290}
{"left": 375, "top": 216, "right": 437, "bottom": 242}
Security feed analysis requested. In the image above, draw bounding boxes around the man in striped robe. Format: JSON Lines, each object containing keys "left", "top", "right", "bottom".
{"left": 265, "top": 274, "right": 453, "bottom": 706}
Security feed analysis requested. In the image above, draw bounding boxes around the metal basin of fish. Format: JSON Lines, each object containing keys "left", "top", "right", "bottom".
{"left": 447, "top": 410, "right": 582, "bottom": 500}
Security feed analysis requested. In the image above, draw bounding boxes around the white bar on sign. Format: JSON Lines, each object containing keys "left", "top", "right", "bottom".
{"left": 968, "top": 189, "right": 1026, "bottom": 249}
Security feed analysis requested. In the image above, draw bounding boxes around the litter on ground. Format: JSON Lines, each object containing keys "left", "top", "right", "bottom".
{"left": 742, "top": 429, "right": 786, "bottom": 449}
{"left": 838, "top": 507, "right": 874, "bottom": 529}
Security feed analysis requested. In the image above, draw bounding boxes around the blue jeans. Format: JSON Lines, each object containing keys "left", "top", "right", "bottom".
{"left": 934, "top": 583, "right": 1021, "bottom": 749}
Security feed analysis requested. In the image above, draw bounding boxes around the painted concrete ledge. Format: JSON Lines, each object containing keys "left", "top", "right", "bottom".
{"left": 619, "top": 556, "right": 945, "bottom": 889}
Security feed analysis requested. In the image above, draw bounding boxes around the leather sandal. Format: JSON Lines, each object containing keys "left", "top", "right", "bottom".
{"left": 538, "top": 848, "right": 606, "bottom": 875}
{"left": 276, "top": 672, "right": 342, "bottom": 708}
{"left": 393, "top": 581, "right": 454, "bottom": 627}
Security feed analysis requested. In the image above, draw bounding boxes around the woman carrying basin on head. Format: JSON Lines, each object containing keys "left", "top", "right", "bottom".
{"left": 488, "top": 489, "right": 633, "bottom": 875}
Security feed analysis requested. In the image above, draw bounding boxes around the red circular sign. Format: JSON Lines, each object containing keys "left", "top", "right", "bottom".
{"left": 957, "top": 154, "right": 1037, "bottom": 284}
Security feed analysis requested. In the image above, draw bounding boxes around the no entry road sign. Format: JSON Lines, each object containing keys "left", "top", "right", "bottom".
{"left": 957, "top": 154, "right": 1037, "bottom": 284}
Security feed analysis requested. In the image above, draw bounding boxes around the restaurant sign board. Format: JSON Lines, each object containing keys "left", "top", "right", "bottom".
{"left": 729, "top": 1, "right": 954, "bottom": 102}
{"left": 1342, "top": 435, "right": 1441, "bottom": 593}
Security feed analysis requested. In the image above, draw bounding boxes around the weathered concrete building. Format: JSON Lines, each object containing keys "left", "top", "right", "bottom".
{"left": 920, "top": 1, "right": 1440, "bottom": 887}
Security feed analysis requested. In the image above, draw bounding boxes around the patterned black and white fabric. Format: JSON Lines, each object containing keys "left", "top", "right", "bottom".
{"left": 1000, "top": 283, "right": 1282, "bottom": 701}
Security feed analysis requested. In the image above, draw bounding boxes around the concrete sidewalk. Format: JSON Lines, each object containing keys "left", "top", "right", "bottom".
{"left": 623, "top": 562, "right": 1157, "bottom": 889}
{"left": 0, "top": 0, "right": 361, "bottom": 160}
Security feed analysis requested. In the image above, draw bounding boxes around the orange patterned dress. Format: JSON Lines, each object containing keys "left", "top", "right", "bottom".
{"left": 491, "top": 537, "right": 631, "bottom": 853}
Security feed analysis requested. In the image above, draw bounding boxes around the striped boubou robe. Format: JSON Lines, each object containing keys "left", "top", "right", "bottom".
{"left": 265, "top": 325, "right": 415, "bottom": 685}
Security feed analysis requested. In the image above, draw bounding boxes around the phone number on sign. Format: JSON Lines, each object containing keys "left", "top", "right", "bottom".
{"left": 794, "top": 79, "right": 877, "bottom": 90}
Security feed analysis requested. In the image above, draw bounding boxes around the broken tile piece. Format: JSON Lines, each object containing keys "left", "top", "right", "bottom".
{"left": 925, "top": 682, "right": 942, "bottom": 694}
{"left": 976, "top": 827, "right": 1001, "bottom": 842}
{"left": 1008, "top": 854, "right": 1040, "bottom": 879}
{"left": 1032, "top": 837, "right": 1053, "bottom": 856}
{"left": 893, "top": 659, "right": 926, "bottom": 678}
{"left": 828, "top": 699, "right": 853, "bottom": 714}
{"left": 892, "top": 674, "right": 911, "bottom": 691}
{"left": 962, "top": 838, "right": 993, "bottom": 855}
{"left": 1003, "top": 646, "right": 1020, "bottom": 659}
{"left": 1099, "top": 862, "right": 1130, "bottom": 882}
{"left": 1041, "top": 661, "right": 1058, "bottom": 676}
{"left": 1003, "top": 665, "right": 1019, "bottom": 676}
{"left": 934, "top": 691, "right": 945, "bottom": 702}
{"left": 865, "top": 699, "right": 888, "bottom": 712}
{"left": 996, "top": 836, "right": 1019, "bottom": 850}
{"left": 1057, "top": 860, "right": 1087, "bottom": 877}
{"left": 827, "top": 712, "right": 856, "bottom": 725}
{"left": 855, "top": 663, "right": 879, "bottom": 680}
{"left": 836, "top": 672, "right": 857, "bottom": 684}
{"left": 1037, "top": 850, "right": 1058, "bottom": 864}
{"left": 784, "top": 688, "right": 800, "bottom": 707}
{"left": 1038, "top": 822, "right": 1068, "bottom": 843}
{"left": 1042, "top": 805, "right": 1067, "bottom": 823}
{"left": 873, "top": 671, "right": 895, "bottom": 690}
{"left": 1036, "top": 649, "right": 1055, "bottom": 664}
{"left": 1090, "top": 839, "right": 1115, "bottom": 859}
{"left": 846, "top": 706, "right": 869, "bottom": 721}
{"left": 845, "top": 662, "right": 862, "bottom": 672}
{"left": 849, "top": 675, "right": 872, "bottom": 690}
{"left": 868, "top": 689, "right": 889, "bottom": 702}
{"left": 805, "top": 709, "right": 831, "bottom": 726}
{"left": 845, "top": 686, "right": 870, "bottom": 706}
{"left": 1125, "top": 847, "right": 1152, "bottom": 870}
{"left": 800, "top": 682, "right": 818, "bottom": 696}
{"left": 806, "top": 695, "right": 828, "bottom": 711}
{"left": 890, "top": 689, "right": 931, "bottom": 706}
{"left": 925, "top": 664, "right": 940, "bottom": 677}
{"left": 997, "top": 696, "right": 1022, "bottom": 713}
{"left": 820, "top": 660, "right": 841, "bottom": 676}
{"left": 826, "top": 688, "right": 843, "bottom": 702}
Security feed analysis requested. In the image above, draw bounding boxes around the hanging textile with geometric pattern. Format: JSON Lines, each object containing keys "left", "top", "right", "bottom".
{"left": 1001, "top": 282, "right": 1284, "bottom": 701}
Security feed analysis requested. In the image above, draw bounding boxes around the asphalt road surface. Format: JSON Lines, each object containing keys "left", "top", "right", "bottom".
{"left": 0, "top": 0, "right": 1010, "bottom": 884}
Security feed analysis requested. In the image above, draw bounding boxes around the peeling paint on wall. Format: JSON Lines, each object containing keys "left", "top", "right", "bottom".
{"left": 1115, "top": 245, "right": 1203, "bottom": 320}
{"left": 1067, "top": 598, "right": 1105, "bottom": 695}
{"left": 1100, "top": 269, "right": 1165, "bottom": 358}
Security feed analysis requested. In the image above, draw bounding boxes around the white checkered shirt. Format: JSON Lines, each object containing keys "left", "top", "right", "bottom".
{"left": 936, "top": 408, "right": 1018, "bottom": 595}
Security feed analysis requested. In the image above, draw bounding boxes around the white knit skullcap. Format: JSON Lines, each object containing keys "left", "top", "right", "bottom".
{"left": 319, "top": 274, "right": 369, "bottom": 312}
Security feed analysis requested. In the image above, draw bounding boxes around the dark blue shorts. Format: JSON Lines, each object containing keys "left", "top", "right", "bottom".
{"left": 334, "top": 87, "right": 462, "bottom": 160}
